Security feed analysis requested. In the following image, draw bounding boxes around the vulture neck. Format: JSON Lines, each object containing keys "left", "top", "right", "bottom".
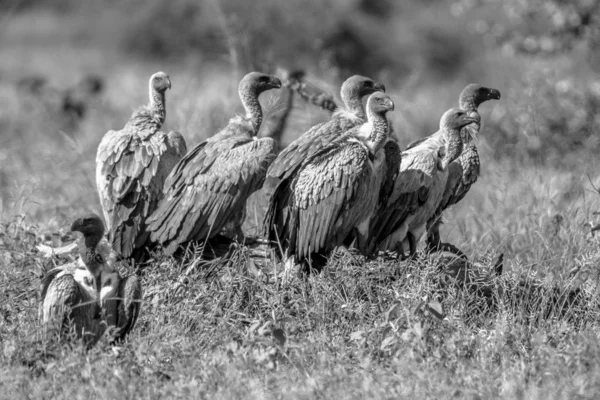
{"left": 77, "top": 233, "right": 103, "bottom": 283}
{"left": 458, "top": 95, "right": 478, "bottom": 112}
{"left": 148, "top": 86, "right": 167, "bottom": 126}
{"left": 364, "top": 109, "right": 389, "bottom": 155}
{"left": 265, "top": 87, "right": 293, "bottom": 144}
{"left": 341, "top": 89, "right": 365, "bottom": 120}
{"left": 240, "top": 87, "right": 262, "bottom": 134}
{"left": 440, "top": 124, "right": 464, "bottom": 170}
{"left": 458, "top": 95, "right": 482, "bottom": 143}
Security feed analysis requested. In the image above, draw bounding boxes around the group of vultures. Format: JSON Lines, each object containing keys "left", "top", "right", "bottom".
{"left": 40, "top": 70, "right": 501, "bottom": 346}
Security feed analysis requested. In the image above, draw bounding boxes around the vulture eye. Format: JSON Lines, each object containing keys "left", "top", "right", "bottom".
{"left": 259, "top": 76, "right": 270, "bottom": 83}
{"left": 364, "top": 81, "right": 373, "bottom": 87}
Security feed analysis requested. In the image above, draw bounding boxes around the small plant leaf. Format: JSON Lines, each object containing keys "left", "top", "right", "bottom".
{"left": 426, "top": 301, "right": 445, "bottom": 320}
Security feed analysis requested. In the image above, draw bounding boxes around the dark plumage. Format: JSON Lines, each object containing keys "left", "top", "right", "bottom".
{"left": 413, "top": 84, "right": 501, "bottom": 250}
{"left": 263, "top": 70, "right": 305, "bottom": 152}
{"left": 368, "top": 108, "right": 479, "bottom": 257}
{"left": 96, "top": 71, "right": 187, "bottom": 262}
{"left": 263, "top": 75, "right": 385, "bottom": 197}
{"left": 146, "top": 72, "right": 282, "bottom": 256}
{"left": 264, "top": 92, "right": 394, "bottom": 269}
{"left": 41, "top": 214, "right": 142, "bottom": 345}
{"left": 41, "top": 262, "right": 104, "bottom": 346}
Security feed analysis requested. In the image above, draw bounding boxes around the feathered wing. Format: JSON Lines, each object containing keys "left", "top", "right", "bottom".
{"left": 41, "top": 264, "right": 104, "bottom": 345}
{"left": 377, "top": 138, "right": 402, "bottom": 208}
{"left": 167, "top": 131, "right": 188, "bottom": 160}
{"left": 266, "top": 140, "right": 374, "bottom": 259}
{"left": 425, "top": 143, "right": 479, "bottom": 246}
{"left": 96, "top": 128, "right": 186, "bottom": 259}
{"left": 434, "top": 160, "right": 464, "bottom": 216}
{"left": 368, "top": 147, "right": 437, "bottom": 251}
{"left": 405, "top": 128, "right": 442, "bottom": 151}
{"left": 449, "top": 142, "right": 480, "bottom": 206}
{"left": 342, "top": 136, "right": 401, "bottom": 250}
{"left": 264, "top": 110, "right": 362, "bottom": 193}
{"left": 147, "top": 123, "right": 276, "bottom": 255}
{"left": 96, "top": 129, "right": 124, "bottom": 228}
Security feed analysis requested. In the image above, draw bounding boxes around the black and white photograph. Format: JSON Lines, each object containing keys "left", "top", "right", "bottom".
{"left": 1, "top": 0, "right": 600, "bottom": 398}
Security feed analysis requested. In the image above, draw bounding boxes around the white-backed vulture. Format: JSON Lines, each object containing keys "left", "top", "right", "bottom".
{"left": 369, "top": 108, "right": 479, "bottom": 257}
{"left": 41, "top": 214, "right": 142, "bottom": 345}
{"left": 96, "top": 72, "right": 187, "bottom": 262}
{"left": 264, "top": 92, "right": 394, "bottom": 269}
{"left": 263, "top": 75, "right": 385, "bottom": 196}
{"left": 146, "top": 72, "right": 282, "bottom": 256}
{"left": 415, "top": 84, "right": 501, "bottom": 251}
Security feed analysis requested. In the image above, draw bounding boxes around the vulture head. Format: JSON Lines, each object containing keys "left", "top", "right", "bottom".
{"left": 341, "top": 75, "right": 386, "bottom": 105}
{"left": 441, "top": 107, "right": 480, "bottom": 131}
{"left": 364, "top": 92, "right": 394, "bottom": 153}
{"left": 71, "top": 213, "right": 105, "bottom": 248}
{"left": 71, "top": 213, "right": 107, "bottom": 278}
{"left": 367, "top": 91, "right": 395, "bottom": 114}
{"left": 240, "top": 72, "right": 282, "bottom": 96}
{"left": 439, "top": 108, "right": 480, "bottom": 170}
{"left": 150, "top": 71, "right": 172, "bottom": 93}
{"left": 459, "top": 84, "right": 501, "bottom": 109}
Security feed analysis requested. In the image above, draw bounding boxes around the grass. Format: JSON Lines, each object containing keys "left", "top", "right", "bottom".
{"left": 2, "top": 2, "right": 600, "bottom": 399}
{"left": 3, "top": 231, "right": 600, "bottom": 398}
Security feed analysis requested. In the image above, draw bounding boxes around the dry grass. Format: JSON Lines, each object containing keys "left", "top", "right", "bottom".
{"left": 2, "top": 3, "right": 600, "bottom": 399}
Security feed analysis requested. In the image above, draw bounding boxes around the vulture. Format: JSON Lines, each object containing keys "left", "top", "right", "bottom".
{"left": 368, "top": 108, "right": 479, "bottom": 257}
{"left": 263, "top": 70, "right": 306, "bottom": 152}
{"left": 146, "top": 72, "right": 282, "bottom": 256}
{"left": 41, "top": 214, "right": 142, "bottom": 346}
{"left": 263, "top": 75, "right": 386, "bottom": 196}
{"left": 264, "top": 92, "right": 395, "bottom": 269}
{"left": 96, "top": 71, "right": 187, "bottom": 262}
{"left": 412, "top": 84, "right": 501, "bottom": 251}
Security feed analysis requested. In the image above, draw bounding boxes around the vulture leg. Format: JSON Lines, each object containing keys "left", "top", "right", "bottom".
{"left": 426, "top": 219, "right": 442, "bottom": 252}
{"left": 112, "top": 274, "right": 142, "bottom": 342}
{"left": 407, "top": 232, "right": 418, "bottom": 259}
{"left": 394, "top": 241, "right": 406, "bottom": 260}
{"left": 235, "top": 225, "right": 245, "bottom": 242}
{"left": 354, "top": 219, "right": 371, "bottom": 256}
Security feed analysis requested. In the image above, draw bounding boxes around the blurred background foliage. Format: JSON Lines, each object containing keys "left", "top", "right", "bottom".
{"left": 0, "top": 0, "right": 600, "bottom": 261}
{"left": 1, "top": 0, "right": 598, "bottom": 159}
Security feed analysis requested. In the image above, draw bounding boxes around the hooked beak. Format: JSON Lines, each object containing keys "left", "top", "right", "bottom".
{"left": 374, "top": 81, "right": 386, "bottom": 93}
{"left": 462, "top": 116, "right": 479, "bottom": 126}
{"left": 166, "top": 78, "right": 172, "bottom": 90}
{"left": 488, "top": 88, "right": 501, "bottom": 100}
{"left": 270, "top": 77, "right": 282, "bottom": 89}
{"left": 70, "top": 218, "right": 84, "bottom": 233}
{"left": 386, "top": 98, "right": 395, "bottom": 111}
